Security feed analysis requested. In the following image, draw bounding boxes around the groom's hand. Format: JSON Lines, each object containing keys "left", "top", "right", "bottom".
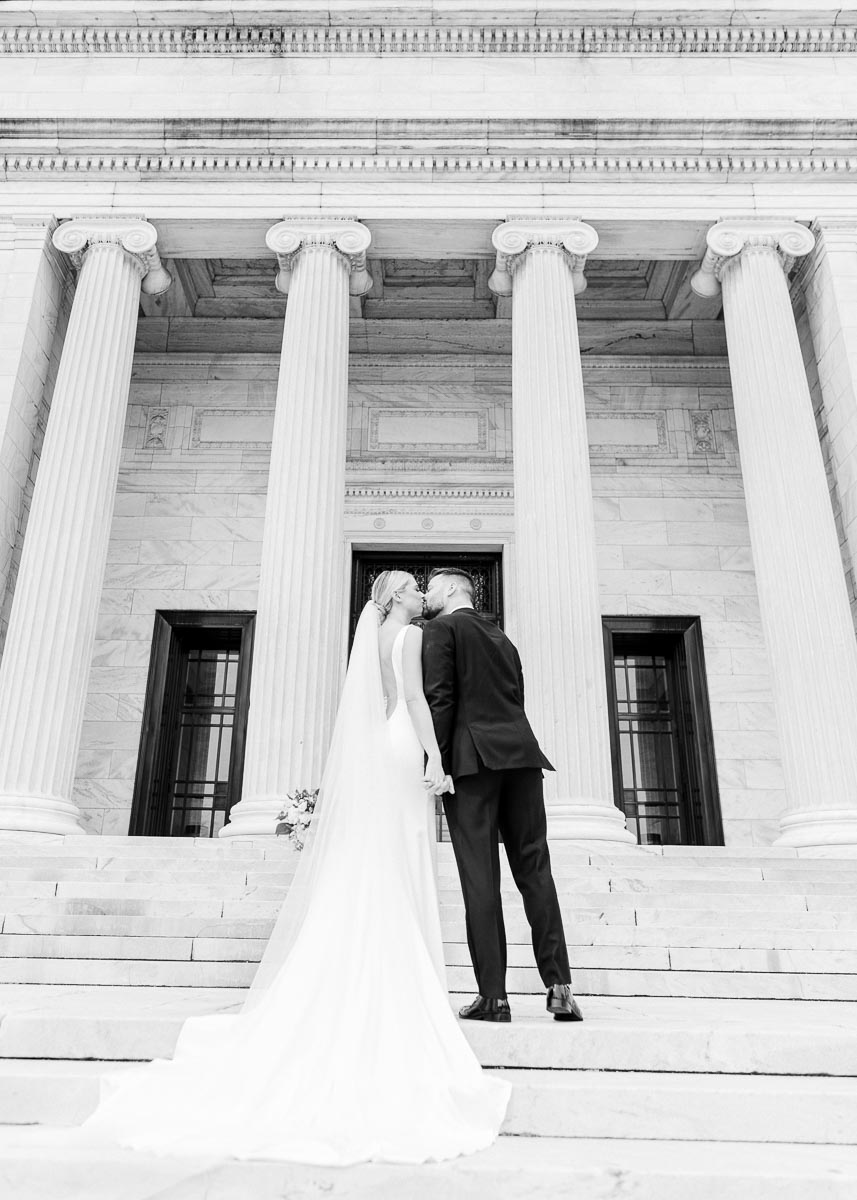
{"left": 439, "top": 774, "right": 455, "bottom": 795}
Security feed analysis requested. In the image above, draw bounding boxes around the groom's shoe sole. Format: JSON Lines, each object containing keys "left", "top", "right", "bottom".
{"left": 460, "top": 1010, "right": 511, "bottom": 1023}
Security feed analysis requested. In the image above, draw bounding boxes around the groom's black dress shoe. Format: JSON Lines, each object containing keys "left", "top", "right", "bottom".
{"left": 459, "top": 995, "right": 511, "bottom": 1023}
{"left": 547, "top": 984, "right": 584, "bottom": 1022}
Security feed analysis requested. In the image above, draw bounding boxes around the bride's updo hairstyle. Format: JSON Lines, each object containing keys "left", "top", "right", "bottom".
{"left": 371, "top": 570, "right": 411, "bottom": 622}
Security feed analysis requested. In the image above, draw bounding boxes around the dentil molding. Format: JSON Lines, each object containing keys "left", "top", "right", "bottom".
{"left": 4, "top": 22, "right": 857, "bottom": 56}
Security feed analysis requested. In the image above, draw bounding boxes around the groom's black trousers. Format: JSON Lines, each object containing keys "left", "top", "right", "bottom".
{"left": 442, "top": 762, "right": 571, "bottom": 1001}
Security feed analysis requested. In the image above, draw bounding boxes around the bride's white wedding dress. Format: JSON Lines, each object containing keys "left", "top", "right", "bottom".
{"left": 74, "top": 608, "right": 510, "bottom": 1164}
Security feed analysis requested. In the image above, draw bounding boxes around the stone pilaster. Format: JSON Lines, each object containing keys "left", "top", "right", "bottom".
{"left": 220, "top": 219, "right": 371, "bottom": 837}
{"left": 0, "top": 216, "right": 170, "bottom": 837}
{"left": 490, "top": 219, "right": 635, "bottom": 845}
{"left": 692, "top": 219, "right": 857, "bottom": 853}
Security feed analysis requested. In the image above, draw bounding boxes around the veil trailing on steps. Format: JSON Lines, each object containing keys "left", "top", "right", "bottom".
{"left": 242, "top": 599, "right": 388, "bottom": 1009}
{"left": 75, "top": 597, "right": 511, "bottom": 1164}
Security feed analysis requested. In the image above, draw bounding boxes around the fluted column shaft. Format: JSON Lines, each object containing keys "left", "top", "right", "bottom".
{"left": 0, "top": 217, "right": 170, "bottom": 836}
{"left": 694, "top": 220, "right": 857, "bottom": 853}
{"left": 800, "top": 221, "right": 857, "bottom": 612}
{"left": 491, "top": 220, "right": 634, "bottom": 844}
{"left": 221, "top": 220, "right": 371, "bottom": 837}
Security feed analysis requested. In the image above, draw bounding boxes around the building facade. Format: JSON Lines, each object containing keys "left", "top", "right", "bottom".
{"left": 1, "top": 0, "right": 857, "bottom": 854}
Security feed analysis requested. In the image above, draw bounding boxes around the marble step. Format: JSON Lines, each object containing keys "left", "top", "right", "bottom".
{"left": 6, "top": 913, "right": 857, "bottom": 949}
{"left": 4, "top": 855, "right": 856, "bottom": 880}
{"left": 5, "top": 871, "right": 857, "bottom": 896}
{"left": 7, "top": 898, "right": 856, "bottom": 933}
{"left": 3, "top": 1059, "right": 857, "bottom": 1144}
{"left": 1, "top": 1130, "right": 856, "bottom": 1200}
{"left": 1, "top": 992, "right": 854, "bottom": 1076}
{"left": 4, "top": 882, "right": 855, "bottom": 910}
{"left": 1, "top": 956, "right": 855, "bottom": 998}
{"left": 0, "top": 833, "right": 807, "bottom": 856}
{"left": 7, "top": 896, "right": 857, "bottom": 930}
{"left": 4, "top": 934, "right": 857, "bottom": 975}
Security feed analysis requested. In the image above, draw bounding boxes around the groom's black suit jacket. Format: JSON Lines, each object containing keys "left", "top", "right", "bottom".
{"left": 422, "top": 608, "right": 554, "bottom": 779}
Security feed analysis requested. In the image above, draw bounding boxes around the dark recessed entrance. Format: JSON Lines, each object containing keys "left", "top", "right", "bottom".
{"left": 130, "top": 612, "right": 255, "bottom": 838}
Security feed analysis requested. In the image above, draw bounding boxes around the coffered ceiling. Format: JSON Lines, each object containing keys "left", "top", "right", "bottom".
{"left": 141, "top": 256, "right": 723, "bottom": 323}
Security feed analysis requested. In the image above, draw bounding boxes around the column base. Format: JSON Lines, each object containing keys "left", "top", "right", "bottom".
{"left": 775, "top": 808, "right": 857, "bottom": 855}
{"left": 546, "top": 800, "right": 638, "bottom": 846}
{"left": 219, "top": 796, "right": 283, "bottom": 838}
{"left": 0, "top": 795, "right": 85, "bottom": 836}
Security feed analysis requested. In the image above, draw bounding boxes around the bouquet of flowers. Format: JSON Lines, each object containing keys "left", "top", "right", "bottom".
{"left": 275, "top": 788, "right": 318, "bottom": 850}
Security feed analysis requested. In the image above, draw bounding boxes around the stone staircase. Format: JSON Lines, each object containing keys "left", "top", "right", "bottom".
{"left": 1, "top": 835, "right": 857, "bottom": 1198}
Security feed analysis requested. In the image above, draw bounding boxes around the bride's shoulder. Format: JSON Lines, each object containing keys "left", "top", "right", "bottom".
{"left": 404, "top": 623, "right": 423, "bottom": 643}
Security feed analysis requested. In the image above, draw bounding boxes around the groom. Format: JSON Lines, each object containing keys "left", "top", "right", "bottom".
{"left": 422, "top": 567, "right": 582, "bottom": 1024}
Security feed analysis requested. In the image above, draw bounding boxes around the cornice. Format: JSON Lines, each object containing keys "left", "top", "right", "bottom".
{"left": 3, "top": 116, "right": 857, "bottom": 178}
{"left": 3, "top": 21, "right": 857, "bottom": 55}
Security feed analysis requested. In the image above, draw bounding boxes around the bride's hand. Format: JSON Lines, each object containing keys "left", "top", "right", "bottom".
{"left": 424, "top": 754, "right": 445, "bottom": 793}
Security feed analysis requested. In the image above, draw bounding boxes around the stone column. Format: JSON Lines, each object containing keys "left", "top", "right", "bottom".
{"left": 489, "top": 220, "right": 635, "bottom": 845}
{"left": 220, "top": 219, "right": 371, "bottom": 838}
{"left": 0, "top": 217, "right": 170, "bottom": 837}
{"left": 692, "top": 219, "right": 857, "bottom": 853}
{"left": 800, "top": 221, "right": 857, "bottom": 611}
{"left": 0, "top": 216, "right": 64, "bottom": 641}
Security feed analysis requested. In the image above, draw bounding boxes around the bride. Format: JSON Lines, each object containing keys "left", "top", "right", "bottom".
{"left": 75, "top": 570, "right": 511, "bottom": 1164}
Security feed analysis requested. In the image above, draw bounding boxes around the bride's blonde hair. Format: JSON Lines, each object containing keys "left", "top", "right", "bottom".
{"left": 371, "top": 570, "right": 412, "bottom": 621}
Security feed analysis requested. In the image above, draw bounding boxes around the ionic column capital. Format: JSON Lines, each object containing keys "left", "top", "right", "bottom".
{"left": 266, "top": 218, "right": 372, "bottom": 297}
{"left": 488, "top": 218, "right": 599, "bottom": 297}
{"left": 52, "top": 215, "right": 171, "bottom": 296}
{"left": 690, "top": 219, "right": 815, "bottom": 298}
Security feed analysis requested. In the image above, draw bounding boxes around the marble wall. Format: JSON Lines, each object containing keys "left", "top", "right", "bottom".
{"left": 72, "top": 351, "right": 783, "bottom": 847}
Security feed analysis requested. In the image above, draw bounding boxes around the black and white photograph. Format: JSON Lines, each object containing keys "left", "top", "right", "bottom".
{"left": 0, "top": 0, "right": 856, "bottom": 1195}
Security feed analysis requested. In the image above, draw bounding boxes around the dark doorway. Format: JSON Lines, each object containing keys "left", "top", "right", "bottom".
{"left": 350, "top": 550, "right": 504, "bottom": 641}
{"left": 130, "top": 612, "right": 255, "bottom": 838}
{"left": 602, "top": 616, "right": 723, "bottom": 847}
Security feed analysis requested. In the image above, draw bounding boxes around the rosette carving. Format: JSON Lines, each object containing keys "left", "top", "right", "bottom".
{"left": 52, "top": 216, "right": 171, "bottom": 295}
{"left": 265, "top": 219, "right": 372, "bottom": 296}
{"left": 690, "top": 220, "right": 815, "bottom": 298}
{"left": 488, "top": 219, "right": 599, "bottom": 297}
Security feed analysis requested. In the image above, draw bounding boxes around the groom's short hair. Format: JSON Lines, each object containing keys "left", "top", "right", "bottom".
{"left": 428, "top": 567, "right": 475, "bottom": 599}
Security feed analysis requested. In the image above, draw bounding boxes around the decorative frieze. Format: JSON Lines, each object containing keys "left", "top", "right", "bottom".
{"left": 4, "top": 23, "right": 857, "bottom": 57}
